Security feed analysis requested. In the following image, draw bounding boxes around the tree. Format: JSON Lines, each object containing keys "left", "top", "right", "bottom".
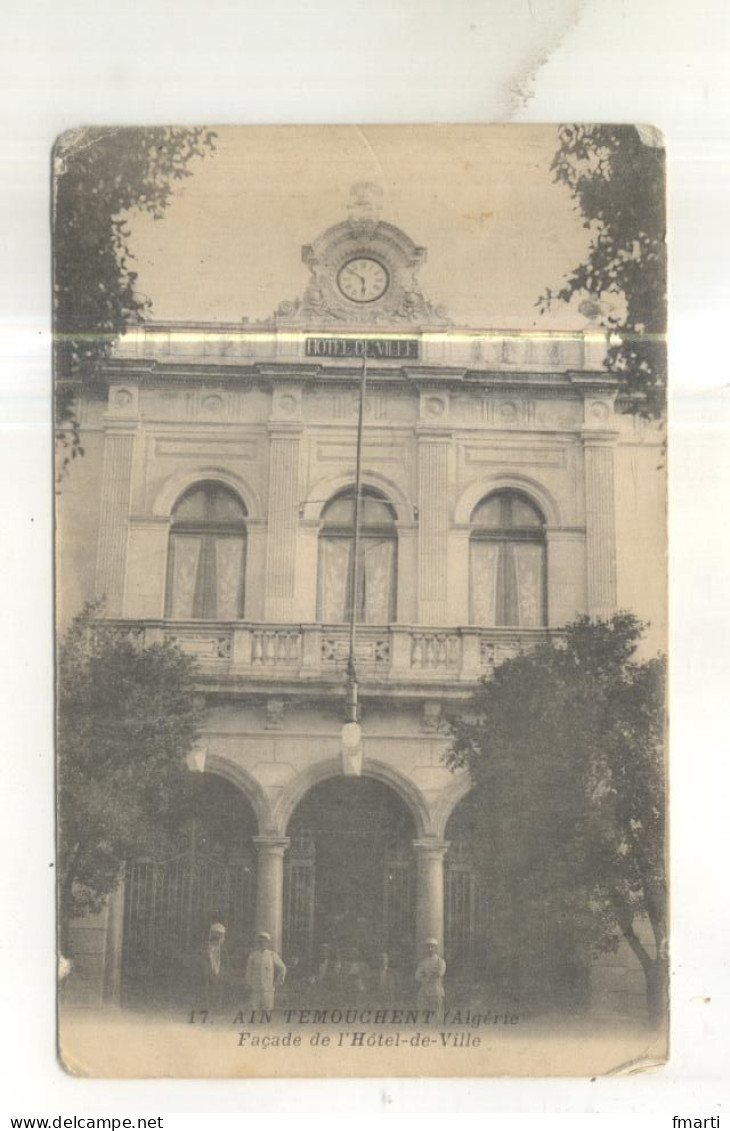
{"left": 53, "top": 126, "right": 216, "bottom": 471}
{"left": 57, "top": 607, "right": 206, "bottom": 951}
{"left": 446, "top": 615, "right": 667, "bottom": 1022}
{"left": 539, "top": 125, "right": 667, "bottom": 418}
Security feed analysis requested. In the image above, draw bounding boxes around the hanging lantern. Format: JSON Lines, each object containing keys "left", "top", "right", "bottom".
{"left": 186, "top": 742, "right": 207, "bottom": 774}
{"left": 340, "top": 721, "right": 362, "bottom": 777}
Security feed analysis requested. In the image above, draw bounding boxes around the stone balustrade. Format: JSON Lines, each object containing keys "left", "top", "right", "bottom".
{"left": 99, "top": 619, "right": 563, "bottom": 684}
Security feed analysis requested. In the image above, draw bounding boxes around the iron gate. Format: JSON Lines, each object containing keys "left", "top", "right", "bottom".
{"left": 122, "top": 848, "right": 255, "bottom": 1004}
{"left": 445, "top": 840, "right": 479, "bottom": 975}
{"left": 284, "top": 833, "right": 316, "bottom": 962}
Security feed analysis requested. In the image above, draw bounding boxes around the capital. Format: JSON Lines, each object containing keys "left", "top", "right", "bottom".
{"left": 412, "top": 838, "right": 450, "bottom": 862}
{"left": 253, "top": 835, "right": 290, "bottom": 857}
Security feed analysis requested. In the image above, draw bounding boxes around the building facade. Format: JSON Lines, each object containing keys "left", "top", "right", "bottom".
{"left": 59, "top": 193, "right": 665, "bottom": 1016}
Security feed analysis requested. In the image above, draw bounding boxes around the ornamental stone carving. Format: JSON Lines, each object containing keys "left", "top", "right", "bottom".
{"left": 107, "top": 385, "right": 139, "bottom": 416}
{"left": 422, "top": 700, "right": 443, "bottom": 732}
{"left": 267, "top": 184, "right": 450, "bottom": 329}
{"left": 265, "top": 697, "right": 286, "bottom": 730}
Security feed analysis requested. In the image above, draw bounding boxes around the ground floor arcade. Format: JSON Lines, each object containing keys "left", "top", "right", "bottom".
{"left": 118, "top": 771, "right": 486, "bottom": 1009}
{"left": 64, "top": 703, "right": 652, "bottom": 1021}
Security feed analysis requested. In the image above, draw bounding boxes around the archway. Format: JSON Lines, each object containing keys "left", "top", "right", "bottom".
{"left": 121, "top": 773, "right": 258, "bottom": 1007}
{"left": 284, "top": 777, "right": 417, "bottom": 976}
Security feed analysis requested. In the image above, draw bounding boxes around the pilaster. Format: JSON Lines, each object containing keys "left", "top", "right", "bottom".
{"left": 265, "top": 421, "right": 302, "bottom": 622}
{"left": 417, "top": 429, "right": 451, "bottom": 625}
{"left": 583, "top": 435, "right": 618, "bottom": 617}
{"left": 95, "top": 426, "right": 136, "bottom": 615}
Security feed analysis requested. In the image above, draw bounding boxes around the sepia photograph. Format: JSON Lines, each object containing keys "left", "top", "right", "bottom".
{"left": 53, "top": 123, "right": 667, "bottom": 1077}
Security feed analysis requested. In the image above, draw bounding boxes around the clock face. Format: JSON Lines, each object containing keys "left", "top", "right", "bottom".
{"left": 337, "top": 257, "right": 389, "bottom": 303}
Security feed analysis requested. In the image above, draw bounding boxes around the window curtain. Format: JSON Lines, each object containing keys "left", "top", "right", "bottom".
{"left": 470, "top": 542, "right": 500, "bottom": 626}
{"left": 169, "top": 534, "right": 244, "bottom": 619}
{"left": 513, "top": 543, "right": 544, "bottom": 627}
{"left": 319, "top": 539, "right": 351, "bottom": 622}
{"left": 214, "top": 537, "right": 245, "bottom": 620}
{"left": 169, "top": 535, "right": 202, "bottom": 619}
{"left": 319, "top": 537, "right": 395, "bottom": 623}
{"left": 362, "top": 539, "right": 394, "bottom": 624}
{"left": 470, "top": 541, "right": 545, "bottom": 627}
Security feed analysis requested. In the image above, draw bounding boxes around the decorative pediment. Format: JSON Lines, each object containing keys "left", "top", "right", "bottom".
{"left": 271, "top": 183, "right": 450, "bottom": 328}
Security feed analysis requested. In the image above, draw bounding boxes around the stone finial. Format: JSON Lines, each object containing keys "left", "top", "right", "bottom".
{"left": 348, "top": 181, "right": 383, "bottom": 223}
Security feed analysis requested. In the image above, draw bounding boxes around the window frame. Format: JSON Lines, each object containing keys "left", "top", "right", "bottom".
{"left": 469, "top": 489, "right": 547, "bottom": 628}
{"left": 317, "top": 487, "right": 398, "bottom": 624}
{"left": 165, "top": 482, "right": 247, "bottom": 621}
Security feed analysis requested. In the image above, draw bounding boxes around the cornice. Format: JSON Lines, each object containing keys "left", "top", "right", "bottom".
{"left": 99, "top": 357, "right": 606, "bottom": 398}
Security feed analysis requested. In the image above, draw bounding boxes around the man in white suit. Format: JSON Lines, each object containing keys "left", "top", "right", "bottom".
{"left": 244, "top": 931, "right": 287, "bottom": 1012}
{"left": 415, "top": 937, "right": 446, "bottom": 1024}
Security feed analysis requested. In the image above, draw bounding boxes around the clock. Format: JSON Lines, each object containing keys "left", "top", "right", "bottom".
{"left": 337, "top": 257, "right": 389, "bottom": 303}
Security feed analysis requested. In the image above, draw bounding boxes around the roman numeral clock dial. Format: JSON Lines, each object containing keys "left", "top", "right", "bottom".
{"left": 337, "top": 257, "right": 389, "bottom": 303}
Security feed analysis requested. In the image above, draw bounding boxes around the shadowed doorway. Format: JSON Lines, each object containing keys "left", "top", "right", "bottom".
{"left": 285, "top": 777, "right": 416, "bottom": 974}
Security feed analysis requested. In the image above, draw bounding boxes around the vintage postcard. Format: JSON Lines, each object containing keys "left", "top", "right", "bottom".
{"left": 54, "top": 124, "right": 668, "bottom": 1077}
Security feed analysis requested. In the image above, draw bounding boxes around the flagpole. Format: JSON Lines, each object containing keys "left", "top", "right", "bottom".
{"left": 346, "top": 350, "right": 368, "bottom": 723}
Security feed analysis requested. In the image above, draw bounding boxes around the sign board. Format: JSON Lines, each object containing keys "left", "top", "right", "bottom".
{"left": 305, "top": 337, "right": 419, "bottom": 360}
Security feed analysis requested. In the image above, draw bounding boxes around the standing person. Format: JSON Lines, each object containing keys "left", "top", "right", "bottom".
{"left": 244, "top": 931, "right": 287, "bottom": 1014}
{"left": 310, "top": 943, "right": 334, "bottom": 1006}
{"left": 415, "top": 937, "right": 446, "bottom": 1025}
{"left": 203, "top": 922, "right": 228, "bottom": 1012}
{"left": 343, "top": 947, "right": 369, "bottom": 1006}
{"left": 373, "top": 950, "right": 398, "bottom": 1007}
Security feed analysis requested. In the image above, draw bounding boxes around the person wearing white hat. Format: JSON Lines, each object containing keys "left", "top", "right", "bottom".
{"left": 203, "top": 921, "right": 228, "bottom": 1011}
{"left": 415, "top": 937, "right": 446, "bottom": 1024}
{"left": 244, "top": 931, "right": 287, "bottom": 1013}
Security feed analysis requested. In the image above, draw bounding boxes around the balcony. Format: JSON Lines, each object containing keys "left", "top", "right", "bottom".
{"left": 99, "top": 620, "right": 563, "bottom": 689}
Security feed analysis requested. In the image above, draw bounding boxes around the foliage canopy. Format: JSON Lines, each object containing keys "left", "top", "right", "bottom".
{"left": 447, "top": 614, "right": 667, "bottom": 1019}
{"left": 539, "top": 125, "right": 667, "bottom": 417}
{"left": 57, "top": 607, "right": 205, "bottom": 941}
{"left": 53, "top": 126, "right": 216, "bottom": 469}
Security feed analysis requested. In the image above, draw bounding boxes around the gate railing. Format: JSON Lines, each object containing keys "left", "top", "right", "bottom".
{"left": 122, "top": 849, "right": 255, "bottom": 995}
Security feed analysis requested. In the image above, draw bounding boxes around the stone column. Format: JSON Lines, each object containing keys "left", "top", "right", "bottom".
{"left": 102, "top": 878, "right": 126, "bottom": 1005}
{"left": 95, "top": 429, "right": 136, "bottom": 614}
{"left": 583, "top": 435, "right": 618, "bottom": 617}
{"left": 417, "top": 430, "right": 451, "bottom": 625}
{"left": 265, "top": 423, "right": 302, "bottom": 622}
{"left": 412, "top": 838, "right": 449, "bottom": 952}
{"left": 253, "top": 836, "right": 290, "bottom": 954}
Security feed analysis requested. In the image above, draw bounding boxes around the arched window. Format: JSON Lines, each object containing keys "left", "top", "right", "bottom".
{"left": 165, "top": 482, "right": 247, "bottom": 620}
{"left": 318, "top": 488, "right": 397, "bottom": 624}
{"left": 470, "top": 490, "right": 546, "bottom": 627}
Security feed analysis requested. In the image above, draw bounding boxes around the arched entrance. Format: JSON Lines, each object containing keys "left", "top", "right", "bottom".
{"left": 284, "top": 777, "right": 417, "bottom": 972}
{"left": 121, "top": 774, "right": 258, "bottom": 1006}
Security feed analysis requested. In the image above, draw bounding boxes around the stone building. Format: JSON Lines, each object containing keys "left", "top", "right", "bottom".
{"left": 59, "top": 187, "right": 665, "bottom": 1016}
